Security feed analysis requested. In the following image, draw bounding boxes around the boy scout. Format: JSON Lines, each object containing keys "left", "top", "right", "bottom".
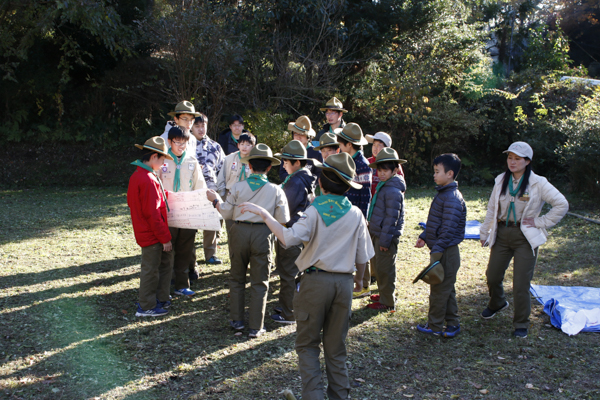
{"left": 239, "top": 152, "right": 375, "bottom": 400}
{"left": 207, "top": 144, "right": 289, "bottom": 338}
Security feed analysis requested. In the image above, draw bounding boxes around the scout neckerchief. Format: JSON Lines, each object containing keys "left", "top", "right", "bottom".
{"left": 238, "top": 152, "right": 248, "bottom": 182}
{"left": 231, "top": 133, "right": 239, "bottom": 144}
{"left": 131, "top": 160, "right": 170, "bottom": 211}
{"left": 367, "top": 180, "right": 386, "bottom": 222}
{"left": 168, "top": 149, "right": 187, "bottom": 192}
{"left": 351, "top": 150, "right": 360, "bottom": 160}
{"left": 506, "top": 174, "right": 523, "bottom": 226}
{"left": 281, "top": 168, "right": 300, "bottom": 188}
{"left": 313, "top": 194, "right": 352, "bottom": 226}
{"left": 247, "top": 173, "right": 269, "bottom": 191}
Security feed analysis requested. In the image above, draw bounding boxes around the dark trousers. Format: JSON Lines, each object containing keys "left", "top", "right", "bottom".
{"left": 275, "top": 240, "right": 301, "bottom": 321}
{"left": 228, "top": 223, "right": 272, "bottom": 330}
{"left": 371, "top": 236, "right": 399, "bottom": 308}
{"left": 428, "top": 245, "right": 460, "bottom": 331}
{"left": 139, "top": 242, "right": 171, "bottom": 310}
{"left": 486, "top": 224, "right": 538, "bottom": 329}
{"left": 294, "top": 271, "right": 353, "bottom": 400}
{"left": 169, "top": 227, "right": 196, "bottom": 290}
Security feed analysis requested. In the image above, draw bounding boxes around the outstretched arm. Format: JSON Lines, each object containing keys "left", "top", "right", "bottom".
{"left": 238, "top": 202, "right": 286, "bottom": 247}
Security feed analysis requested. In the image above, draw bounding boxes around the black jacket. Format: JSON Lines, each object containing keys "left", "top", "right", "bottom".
{"left": 278, "top": 144, "right": 323, "bottom": 182}
{"left": 283, "top": 168, "right": 316, "bottom": 227}
{"left": 368, "top": 175, "right": 406, "bottom": 248}
{"left": 315, "top": 119, "right": 346, "bottom": 141}
{"left": 217, "top": 128, "right": 250, "bottom": 156}
{"left": 418, "top": 182, "right": 467, "bottom": 254}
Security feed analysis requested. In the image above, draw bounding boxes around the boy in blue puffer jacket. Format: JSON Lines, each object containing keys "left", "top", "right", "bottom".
{"left": 415, "top": 153, "right": 466, "bottom": 337}
{"left": 366, "top": 148, "right": 407, "bottom": 311}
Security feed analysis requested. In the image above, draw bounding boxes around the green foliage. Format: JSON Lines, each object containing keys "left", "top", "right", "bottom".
{"left": 556, "top": 86, "right": 600, "bottom": 196}
{"left": 521, "top": 22, "right": 572, "bottom": 73}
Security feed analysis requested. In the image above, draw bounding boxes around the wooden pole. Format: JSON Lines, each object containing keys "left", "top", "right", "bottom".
{"left": 567, "top": 212, "right": 600, "bottom": 225}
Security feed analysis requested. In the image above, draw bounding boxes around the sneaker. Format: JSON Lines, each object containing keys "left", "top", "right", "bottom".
{"left": 273, "top": 306, "right": 283, "bottom": 314}
{"left": 416, "top": 323, "right": 442, "bottom": 336}
{"left": 157, "top": 300, "right": 172, "bottom": 309}
{"left": 481, "top": 301, "right": 509, "bottom": 319}
{"left": 174, "top": 288, "right": 195, "bottom": 296}
{"left": 230, "top": 320, "right": 244, "bottom": 330}
{"left": 442, "top": 325, "right": 461, "bottom": 338}
{"left": 366, "top": 302, "right": 392, "bottom": 310}
{"left": 135, "top": 304, "right": 169, "bottom": 317}
{"left": 206, "top": 256, "right": 222, "bottom": 265}
{"left": 271, "top": 314, "right": 295, "bottom": 324}
{"left": 353, "top": 287, "right": 371, "bottom": 299}
{"left": 513, "top": 328, "right": 528, "bottom": 338}
{"left": 249, "top": 328, "right": 266, "bottom": 338}
{"left": 189, "top": 270, "right": 199, "bottom": 281}
{"left": 369, "top": 294, "right": 380, "bottom": 302}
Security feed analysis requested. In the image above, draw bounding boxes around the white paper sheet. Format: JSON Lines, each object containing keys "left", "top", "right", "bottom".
{"left": 166, "top": 189, "right": 221, "bottom": 231}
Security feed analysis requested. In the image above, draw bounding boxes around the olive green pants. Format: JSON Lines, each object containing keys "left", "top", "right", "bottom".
{"left": 428, "top": 245, "right": 460, "bottom": 332}
{"left": 371, "top": 236, "right": 399, "bottom": 308}
{"left": 486, "top": 224, "right": 538, "bottom": 330}
{"left": 275, "top": 240, "right": 301, "bottom": 321}
{"left": 228, "top": 222, "right": 272, "bottom": 330}
{"left": 294, "top": 271, "right": 353, "bottom": 400}
{"left": 139, "top": 242, "right": 171, "bottom": 311}
{"left": 169, "top": 227, "right": 196, "bottom": 291}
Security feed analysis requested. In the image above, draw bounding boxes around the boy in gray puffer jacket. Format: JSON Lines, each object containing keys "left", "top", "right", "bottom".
{"left": 366, "top": 148, "right": 407, "bottom": 310}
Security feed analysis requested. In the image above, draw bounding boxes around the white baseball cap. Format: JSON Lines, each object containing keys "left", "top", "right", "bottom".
{"left": 503, "top": 141, "right": 533, "bottom": 159}
{"left": 365, "top": 132, "right": 392, "bottom": 148}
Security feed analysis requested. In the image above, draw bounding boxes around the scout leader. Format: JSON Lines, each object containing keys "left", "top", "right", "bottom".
{"left": 239, "top": 152, "right": 375, "bottom": 400}
{"left": 206, "top": 144, "right": 289, "bottom": 338}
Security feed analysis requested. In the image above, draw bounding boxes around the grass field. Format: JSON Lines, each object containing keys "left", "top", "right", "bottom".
{"left": 1, "top": 186, "right": 599, "bottom": 400}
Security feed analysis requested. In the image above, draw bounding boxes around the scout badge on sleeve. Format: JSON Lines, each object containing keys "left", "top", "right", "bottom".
{"left": 413, "top": 261, "right": 445, "bottom": 285}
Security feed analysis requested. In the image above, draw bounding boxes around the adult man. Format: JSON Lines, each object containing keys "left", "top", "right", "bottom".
{"left": 314, "top": 97, "right": 347, "bottom": 143}
{"left": 191, "top": 114, "right": 226, "bottom": 265}
{"left": 217, "top": 114, "right": 249, "bottom": 156}
{"left": 160, "top": 101, "right": 200, "bottom": 156}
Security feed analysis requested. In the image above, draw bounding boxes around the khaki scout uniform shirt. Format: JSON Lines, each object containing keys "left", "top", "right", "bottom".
{"left": 159, "top": 154, "right": 206, "bottom": 192}
{"left": 219, "top": 179, "right": 289, "bottom": 224}
{"left": 216, "top": 151, "right": 252, "bottom": 197}
{"left": 497, "top": 177, "right": 528, "bottom": 222}
{"left": 282, "top": 206, "right": 375, "bottom": 273}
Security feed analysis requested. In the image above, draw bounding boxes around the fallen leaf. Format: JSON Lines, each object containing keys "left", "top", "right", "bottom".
{"left": 497, "top": 356, "right": 505, "bottom": 360}
{"left": 355, "top": 378, "right": 365, "bottom": 383}
{"left": 402, "top": 395, "right": 414, "bottom": 398}
{"left": 479, "top": 389, "right": 489, "bottom": 394}
{"left": 526, "top": 383, "right": 534, "bottom": 389}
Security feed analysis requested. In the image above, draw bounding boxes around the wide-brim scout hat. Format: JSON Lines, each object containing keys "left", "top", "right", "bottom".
{"left": 275, "top": 140, "right": 311, "bottom": 160}
{"left": 135, "top": 137, "right": 174, "bottom": 160}
{"left": 167, "top": 101, "right": 201, "bottom": 117}
{"left": 314, "top": 130, "right": 342, "bottom": 150}
{"left": 336, "top": 122, "right": 368, "bottom": 146}
{"left": 366, "top": 131, "right": 392, "bottom": 147}
{"left": 320, "top": 97, "right": 348, "bottom": 113}
{"left": 313, "top": 152, "right": 362, "bottom": 190}
{"left": 288, "top": 115, "right": 316, "bottom": 138}
{"left": 503, "top": 141, "right": 533, "bottom": 159}
{"left": 368, "top": 147, "right": 407, "bottom": 168}
{"left": 240, "top": 143, "right": 281, "bottom": 166}
{"left": 413, "top": 261, "right": 444, "bottom": 285}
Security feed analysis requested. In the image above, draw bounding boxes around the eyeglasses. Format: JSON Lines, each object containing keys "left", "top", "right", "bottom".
{"left": 177, "top": 117, "right": 195, "bottom": 123}
{"left": 171, "top": 140, "right": 187, "bottom": 147}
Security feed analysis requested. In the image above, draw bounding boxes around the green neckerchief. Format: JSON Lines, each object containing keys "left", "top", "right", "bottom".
{"left": 367, "top": 180, "right": 386, "bottom": 222}
{"left": 131, "top": 160, "right": 170, "bottom": 211}
{"left": 247, "top": 173, "right": 269, "bottom": 192}
{"left": 506, "top": 174, "right": 523, "bottom": 226}
{"left": 351, "top": 151, "right": 359, "bottom": 159}
{"left": 238, "top": 152, "right": 248, "bottom": 182}
{"left": 281, "top": 168, "right": 300, "bottom": 188}
{"left": 313, "top": 194, "right": 352, "bottom": 226}
{"left": 231, "top": 133, "right": 239, "bottom": 144}
{"left": 168, "top": 149, "right": 187, "bottom": 192}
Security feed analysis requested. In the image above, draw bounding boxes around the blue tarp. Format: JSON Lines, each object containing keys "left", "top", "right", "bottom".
{"left": 418, "top": 220, "right": 482, "bottom": 240}
{"left": 530, "top": 284, "right": 600, "bottom": 336}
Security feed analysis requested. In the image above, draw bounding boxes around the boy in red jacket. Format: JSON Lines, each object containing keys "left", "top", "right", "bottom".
{"left": 127, "top": 137, "right": 174, "bottom": 317}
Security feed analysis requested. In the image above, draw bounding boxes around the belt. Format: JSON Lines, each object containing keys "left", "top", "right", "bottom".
{"left": 498, "top": 219, "right": 520, "bottom": 227}
{"left": 234, "top": 220, "right": 266, "bottom": 225}
{"left": 304, "top": 266, "right": 325, "bottom": 274}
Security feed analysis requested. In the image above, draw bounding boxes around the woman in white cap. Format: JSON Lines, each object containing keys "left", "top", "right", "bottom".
{"left": 479, "top": 142, "right": 568, "bottom": 338}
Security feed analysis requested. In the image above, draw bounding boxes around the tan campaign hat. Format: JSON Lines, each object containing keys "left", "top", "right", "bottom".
{"left": 368, "top": 147, "right": 407, "bottom": 168}
{"left": 314, "top": 131, "right": 341, "bottom": 150}
{"left": 413, "top": 261, "right": 445, "bottom": 285}
{"left": 135, "top": 137, "right": 174, "bottom": 160}
{"left": 320, "top": 97, "right": 348, "bottom": 113}
{"left": 275, "top": 140, "right": 311, "bottom": 160}
{"left": 312, "top": 152, "right": 361, "bottom": 190}
{"left": 167, "top": 101, "right": 201, "bottom": 117}
{"left": 336, "top": 122, "right": 368, "bottom": 145}
{"left": 240, "top": 143, "right": 281, "bottom": 166}
{"left": 288, "top": 115, "right": 316, "bottom": 138}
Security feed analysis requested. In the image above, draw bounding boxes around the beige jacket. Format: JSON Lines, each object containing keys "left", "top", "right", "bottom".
{"left": 158, "top": 154, "right": 206, "bottom": 192}
{"left": 480, "top": 171, "right": 568, "bottom": 250}
{"left": 216, "top": 151, "right": 251, "bottom": 197}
